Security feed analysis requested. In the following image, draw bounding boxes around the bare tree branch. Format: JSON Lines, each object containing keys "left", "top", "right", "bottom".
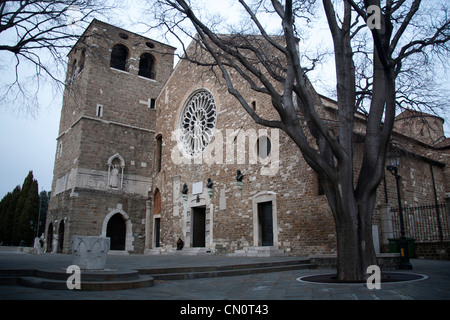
{"left": 0, "top": 0, "right": 116, "bottom": 111}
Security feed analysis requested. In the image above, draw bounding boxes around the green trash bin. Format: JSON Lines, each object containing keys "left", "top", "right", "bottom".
{"left": 407, "top": 238, "right": 416, "bottom": 258}
{"left": 388, "top": 238, "right": 415, "bottom": 258}
{"left": 388, "top": 238, "right": 398, "bottom": 253}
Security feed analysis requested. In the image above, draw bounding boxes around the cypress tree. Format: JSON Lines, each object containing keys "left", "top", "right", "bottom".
{"left": 0, "top": 172, "right": 44, "bottom": 246}
{"left": 13, "top": 171, "right": 39, "bottom": 245}
{"left": 37, "top": 190, "right": 50, "bottom": 237}
{"left": 18, "top": 178, "right": 39, "bottom": 246}
{"left": 0, "top": 186, "right": 21, "bottom": 245}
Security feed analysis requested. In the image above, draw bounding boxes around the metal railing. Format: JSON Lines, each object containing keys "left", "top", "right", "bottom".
{"left": 391, "top": 202, "right": 449, "bottom": 242}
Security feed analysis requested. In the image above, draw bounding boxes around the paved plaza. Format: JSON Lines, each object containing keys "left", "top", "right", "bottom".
{"left": 0, "top": 246, "right": 449, "bottom": 301}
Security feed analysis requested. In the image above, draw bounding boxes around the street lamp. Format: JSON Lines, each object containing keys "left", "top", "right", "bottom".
{"left": 386, "top": 151, "right": 413, "bottom": 270}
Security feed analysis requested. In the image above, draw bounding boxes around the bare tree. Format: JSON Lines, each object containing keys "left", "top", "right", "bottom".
{"left": 151, "top": 0, "right": 449, "bottom": 281}
{"left": 0, "top": 0, "right": 116, "bottom": 112}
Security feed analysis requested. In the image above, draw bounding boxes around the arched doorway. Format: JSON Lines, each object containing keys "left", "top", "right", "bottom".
{"left": 47, "top": 223, "right": 53, "bottom": 252}
{"left": 57, "top": 220, "right": 65, "bottom": 253}
{"left": 106, "top": 213, "right": 126, "bottom": 250}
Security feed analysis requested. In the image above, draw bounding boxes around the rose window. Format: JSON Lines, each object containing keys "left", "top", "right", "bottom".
{"left": 179, "top": 90, "right": 217, "bottom": 157}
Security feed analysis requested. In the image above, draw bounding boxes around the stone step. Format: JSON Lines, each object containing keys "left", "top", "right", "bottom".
{"left": 138, "top": 258, "right": 315, "bottom": 280}
{"left": 34, "top": 269, "right": 141, "bottom": 281}
{"left": 15, "top": 268, "right": 154, "bottom": 291}
{"left": 18, "top": 275, "right": 154, "bottom": 291}
{"left": 2, "top": 258, "right": 316, "bottom": 290}
{"left": 144, "top": 248, "right": 164, "bottom": 254}
{"left": 231, "top": 246, "right": 288, "bottom": 257}
{"left": 0, "top": 269, "right": 33, "bottom": 286}
{"left": 150, "top": 264, "right": 314, "bottom": 281}
{"left": 146, "top": 247, "right": 213, "bottom": 256}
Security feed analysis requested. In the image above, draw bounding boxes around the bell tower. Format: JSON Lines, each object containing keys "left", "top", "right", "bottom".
{"left": 46, "top": 19, "right": 175, "bottom": 253}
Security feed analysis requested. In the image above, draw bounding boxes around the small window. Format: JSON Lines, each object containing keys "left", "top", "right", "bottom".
{"left": 96, "top": 104, "right": 103, "bottom": 117}
{"left": 110, "top": 44, "right": 129, "bottom": 71}
{"left": 138, "top": 53, "right": 155, "bottom": 79}
{"left": 257, "top": 136, "right": 271, "bottom": 159}
{"left": 57, "top": 142, "right": 63, "bottom": 159}
{"left": 156, "top": 135, "right": 162, "bottom": 172}
{"left": 145, "top": 41, "right": 155, "bottom": 48}
{"left": 251, "top": 101, "right": 256, "bottom": 111}
{"left": 78, "top": 48, "right": 86, "bottom": 72}
{"left": 118, "top": 32, "right": 129, "bottom": 40}
{"left": 68, "top": 59, "right": 77, "bottom": 85}
{"left": 150, "top": 99, "right": 156, "bottom": 109}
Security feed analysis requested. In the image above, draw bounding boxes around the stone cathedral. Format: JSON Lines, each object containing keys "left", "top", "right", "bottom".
{"left": 46, "top": 19, "right": 449, "bottom": 257}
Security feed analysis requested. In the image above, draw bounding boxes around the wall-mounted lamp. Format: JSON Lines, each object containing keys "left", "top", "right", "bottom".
{"left": 236, "top": 170, "right": 244, "bottom": 190}
{"left": 181, "top": 183, "right": 188, "bottom": 201}
{"left": 182, "top": 183, "right": 188, "bottom": 194}
{"left": 236, "top": 170, "right": 244, "bottom": 182}
{"left": 207, "top": 178, "right": 213, "bottom": 196}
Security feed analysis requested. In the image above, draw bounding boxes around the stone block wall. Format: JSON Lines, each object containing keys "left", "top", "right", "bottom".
{"left": 48, "top": 189, "right": 147, "bottom": 253}
{"left": 415, "top": 242, "right": 450, "bottom": 260}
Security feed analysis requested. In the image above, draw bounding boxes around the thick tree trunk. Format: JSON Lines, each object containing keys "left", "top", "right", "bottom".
{"left": 334, "top": 208, "right": 377, "bottom": 282}
{"left": 335, "top": 218, "right": 365, "bottom": 282}
{"left": 324, "top": 178, "right": 378, "bottom": 282}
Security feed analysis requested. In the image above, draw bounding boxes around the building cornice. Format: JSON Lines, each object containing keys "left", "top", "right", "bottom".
{"left": 56, "top": 115, "right": 155, "bottom": 140}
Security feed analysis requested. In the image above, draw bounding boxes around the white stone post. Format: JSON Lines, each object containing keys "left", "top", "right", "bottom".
{"left": 380, "top": 204, "right": 394, "bottom": 246}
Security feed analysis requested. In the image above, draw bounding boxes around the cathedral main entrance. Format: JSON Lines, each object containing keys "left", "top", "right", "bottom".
{"left": 192, "top": 206, "right": 206, "bottom": 247}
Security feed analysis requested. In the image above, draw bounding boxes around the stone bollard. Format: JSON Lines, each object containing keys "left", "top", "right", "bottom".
{"left": 71, "top": 236, "right": 110, "bottom": 270}
{"left": 32, "top": 237, "right": 43, "bottom": 255}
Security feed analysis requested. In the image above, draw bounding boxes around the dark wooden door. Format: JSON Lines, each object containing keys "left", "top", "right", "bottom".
{"left": 258, "top": 202, "right": 273, "bottom": 246}
{"left": 192, "top": 207, "right": 206, "bottom": 247}
{"left": 154, "top": 218, "right": 160, "bottom": 248}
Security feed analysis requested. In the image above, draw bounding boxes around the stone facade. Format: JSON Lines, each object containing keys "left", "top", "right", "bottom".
{"left": 46, "top": 21, "right": 449, "bottom": 257}
{"left": 152, "top": 52, "right": 336, "bottom": 255}
{"left": 46, "top": 19, "right": 175, "bottom": 253}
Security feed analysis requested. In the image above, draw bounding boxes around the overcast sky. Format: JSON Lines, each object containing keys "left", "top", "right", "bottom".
{"left": 0, "top": 0, "right": 448, "bottom": 199}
